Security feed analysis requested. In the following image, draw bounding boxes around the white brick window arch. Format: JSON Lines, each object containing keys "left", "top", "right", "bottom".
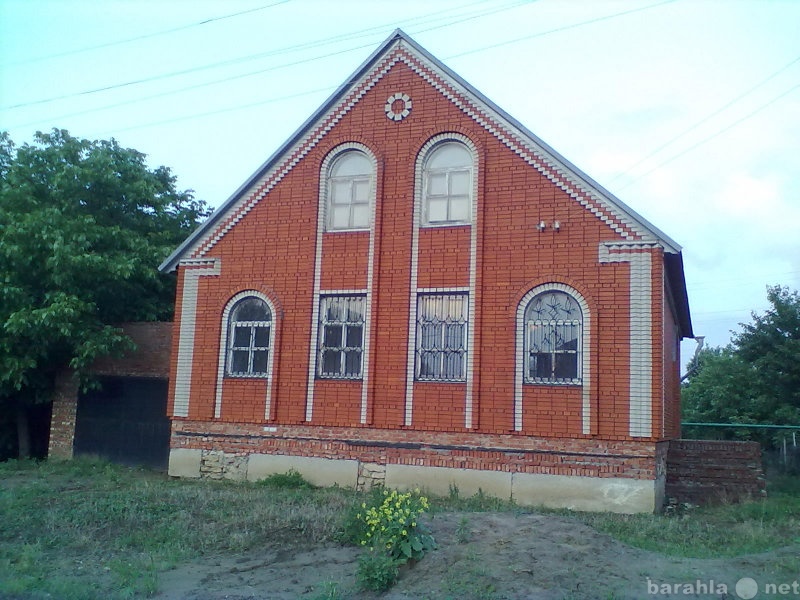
{"left": 223, "top": 292, "right": 274, "bottom": 378}
{"left": 323, "top": 147, "right": 375, "bottom": 231}
{"left": 418, "top": 136, "right": 476, "bottom": 226}
{"left": 523, "top": 289, "right": 584, "bottom": 384}
{"left": 214, "top": 291, "right": 278, "bottom": 419}
{"left": 514, "top": 283, "right": 592, "bottom": 432}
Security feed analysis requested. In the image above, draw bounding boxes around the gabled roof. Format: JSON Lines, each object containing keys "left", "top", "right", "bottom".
{"left": 159, "top": 29, "right": 692, "bottom": 337}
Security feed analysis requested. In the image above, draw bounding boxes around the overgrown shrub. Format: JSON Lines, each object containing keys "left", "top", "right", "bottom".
{"left": 351, "top": 488, "right": 436, "bottom": 591}
{"left": 257, "top": 468, "right": 316, "bottom": 489}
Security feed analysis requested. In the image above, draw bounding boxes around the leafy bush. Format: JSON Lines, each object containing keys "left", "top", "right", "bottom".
{"left": 257, "top": 468, "right": 316, "bottom": 489}
{"left": 351, "top": 488, "right": 436, "bottom": 590}
{"left": 356, "top": 548, "right": 400, "bottom": 591}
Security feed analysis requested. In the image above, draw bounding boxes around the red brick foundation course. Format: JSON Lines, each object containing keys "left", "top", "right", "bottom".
{"left": 666, "top": 439, "right": 766, "bottom": 505}
{"left": 171, "top": 420, "right": 661, "bottom": 480}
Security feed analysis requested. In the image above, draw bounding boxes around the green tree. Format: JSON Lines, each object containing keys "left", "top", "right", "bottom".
{"left": 0, "top": 129, "right": 209, "bottom": 458}
{"left": 682, "top": 286, "right": 800, "bottom": 447}
{"left": 733, "top": 286, "right": 800, "bottom": 424}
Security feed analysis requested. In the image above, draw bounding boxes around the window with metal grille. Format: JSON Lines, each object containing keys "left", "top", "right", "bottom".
{"left": 227, "top": 297, "right": 271, "bottom": 377}
{"left": 524, "top": 291, "right": 582, "bottom": 384}
{"left": 422, "top": 142, "right": 472, "bottom": 225}
{"left": 327, "top": 151, "right": 372, "bottom": 231}
{"left": 416, "top": 293, "right": 468, "bottom": 381}
{"left": 317, "top": 295, "right": 365, "bottom": 379}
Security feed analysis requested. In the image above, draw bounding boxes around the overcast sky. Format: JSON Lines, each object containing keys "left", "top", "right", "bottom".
{"left": 2, "top": 0, "right": 798, "bottom": 365}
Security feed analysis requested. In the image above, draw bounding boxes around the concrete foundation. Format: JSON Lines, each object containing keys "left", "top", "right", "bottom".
{"left": 386, "top": 464, "right": 513, "bottom": 499}
{"left": 511, "top": 472, "right": 655, "bottom": 513}
{"left": 168, "top": 448, "right": 657, "bottom": 513}
{"left": 168, "top": 448, "right": 202, "bottom": 478}
{"left": 247, "top": 453, "right": 359, "bottom": 488}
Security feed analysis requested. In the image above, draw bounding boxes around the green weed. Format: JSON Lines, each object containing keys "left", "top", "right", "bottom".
{"left": 356, "top": 548, "right": 401, "bottom": 591}
{"left": 257, "top": 468, "right": 317, "bottom": 489}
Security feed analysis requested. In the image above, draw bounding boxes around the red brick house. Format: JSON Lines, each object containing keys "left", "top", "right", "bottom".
{"left": 160, "top": 30, "right": 692, "bottom": 512}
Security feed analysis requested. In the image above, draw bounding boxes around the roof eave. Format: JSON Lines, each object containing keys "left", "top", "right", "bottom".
{"left": 665, "top": 251, "right": 694, "bottom": 338}
{"left": 160, "top": 28, "right": 685, "bottom": 272}
{"left": 159, "top": 29, "right": 409, "bottom": 272}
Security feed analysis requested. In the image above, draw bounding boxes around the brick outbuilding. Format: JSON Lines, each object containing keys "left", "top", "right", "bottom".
{"left": 160, "top": 30, "right": 693, "bottom": 512}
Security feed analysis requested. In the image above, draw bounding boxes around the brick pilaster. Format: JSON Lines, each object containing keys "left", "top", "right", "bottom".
{"left": 47, "top": 370, "right": 79, "bottom": 459}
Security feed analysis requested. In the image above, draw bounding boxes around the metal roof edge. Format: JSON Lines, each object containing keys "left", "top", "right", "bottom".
{"left": 161, "top": 28, "right": 684, "bottom": 272}
{"left": 159, "top": 29, "right": 408, "bottom": 272}
{"left": 395, "top": 32, "right": 683, "bottom": 253}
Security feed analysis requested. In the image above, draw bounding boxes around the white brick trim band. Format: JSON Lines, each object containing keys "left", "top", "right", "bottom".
{"left": 173, "top": 259, "right": 220, "bottom": 417}
{"left": 307, "top": 144, "right": 378, "bottom": 423}
{"left": 514, "top": 283, "right": 592, "bottom": 434}
{"left": 599, "top": 242, "right": 655, "bottom": 437}
{"left": 214, "top": 290, "right": 278, "bottom": 420}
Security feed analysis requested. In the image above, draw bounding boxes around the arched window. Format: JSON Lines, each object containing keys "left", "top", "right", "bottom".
{"left": 227, "top": 296, "right": 272, "bottom": 377}
{"left": 422, "top": 141, "right": 472, "bottom": 225}
{"left": 326, "top": 150, "right": 372, "bottom": 231}
{"left": 524, "top": 290, "right": 582, "bottom": 384}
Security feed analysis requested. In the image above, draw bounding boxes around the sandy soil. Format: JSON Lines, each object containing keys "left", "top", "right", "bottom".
{"left": 153, "top": 512, "right": 797, "bottom": 600}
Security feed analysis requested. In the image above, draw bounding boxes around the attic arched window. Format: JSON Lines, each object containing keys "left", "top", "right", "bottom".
{"left": 326, "top": 150, "right": 372, "bottom": 231}
{"left": 422, "top": 141, "right": 473, "bottom": 225}
{"left": 227, "top": 296, "right": 272, "bottom": 377}
{"left": 523, "top": 290, "right": 582, "bottom": 384}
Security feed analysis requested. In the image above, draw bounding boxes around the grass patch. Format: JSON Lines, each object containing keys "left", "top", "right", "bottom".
{"left": 429, "top": 484, "right": 519, "bottom": 513}
{"left": 0, "top": 458, "right": 359, "bottom": 600}
{"left": 568, "top": 477, "right": 800, "bottom": 559}
{"left": 1, "top": 458, "right": 797, "bottom": 598}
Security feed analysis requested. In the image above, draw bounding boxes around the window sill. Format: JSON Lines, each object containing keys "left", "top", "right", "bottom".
{"left": 324, "top": 227, "right": 370, "bottom": 233}
{"left": 420, "top": 221, "right": 471, "bottom": 229}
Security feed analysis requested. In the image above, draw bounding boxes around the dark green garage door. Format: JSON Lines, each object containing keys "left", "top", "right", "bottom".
{"left": 74, "top": 377, "right": 170, "bottom": 470}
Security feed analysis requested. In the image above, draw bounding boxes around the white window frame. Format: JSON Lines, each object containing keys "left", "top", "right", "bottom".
{"left": 226, "top": 296, "right": 272, "bottom": 378}
{"left": 523, "top": 290, "right": 583, "bottom": 385}
{"left": 415, "top": 293, "right": 468, "bottom": 382}
{"left": 422, "top": 141, "right": 473, "bottom": 226}
{"left": 325, "top": 150, "right": 373, "bottom": 231}
{"left": 317, "top": 295, "right": 366, "bottom": 379}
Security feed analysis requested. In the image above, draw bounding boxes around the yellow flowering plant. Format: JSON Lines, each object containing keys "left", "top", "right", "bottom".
{"left": 356, "top": 488, "right": 436, "bottom": 562}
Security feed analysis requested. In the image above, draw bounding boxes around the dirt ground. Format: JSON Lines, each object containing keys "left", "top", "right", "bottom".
{"left": 153, "top": 512, "right": 797, "bottom": 600}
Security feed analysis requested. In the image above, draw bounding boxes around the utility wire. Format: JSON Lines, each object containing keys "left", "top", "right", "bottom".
{"left": 2, "top": 0, "right": 514, "bottom": 111}
{"left": 2, "top": 0, "right": 292, "bottom": 66}
{"left": 16, "top": 0, "right": 677, "bottom": 137}
{"left": 610, "top": 53, "right": 800, "bottom": 182}
{"left": 617, "top": 83, "right": 800, "bottom": 190}
{"left": 98, "top": 86, "right": 335, "bottom": 137}
{"left": 445, "top": 0, "right": 676, "bottom": 59}
{"left": 97, "top": 0, "right": 677, "bottom": 137}
{"left": 2, "top": 0, "right": 536, "bottom": 117}
{"left": 86, "top": 0, "right": 537, "bottom": 132}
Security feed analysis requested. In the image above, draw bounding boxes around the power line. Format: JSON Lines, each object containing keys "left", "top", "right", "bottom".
{"left": 2, "top": 0, "right": 530, "bottom": 127}
{"left": 1, "top": 0, "right": 515, "bottom": 111}
{"left": 2, "top": 0, "right": 292, "bottom": 67}
{"left": 610, "top": 53, "right": 800, "bottom": 183}
{"left": 106, "top": 1, "right": 674, "bottom": 136}
{"left": 12, "top": 0, "right": 683, "bottom": 137}
{"left": 617, "top": 83, "right": 800, "bottom": 190}
{"left": 687, "top": 271, "right": 800, "bottom": 292}
{"left": 95, "top": 85, "right": 335, "bottom": 137}
{"left": 445, "top": 0, "right": 676, "bottom": 59}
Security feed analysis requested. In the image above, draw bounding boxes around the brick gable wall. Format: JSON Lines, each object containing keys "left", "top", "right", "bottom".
{"left": 163, "top": 39, "right": 686, "bottom": 512}
{"left": 168, "top": 61, "right": 671, "bottom": 441}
